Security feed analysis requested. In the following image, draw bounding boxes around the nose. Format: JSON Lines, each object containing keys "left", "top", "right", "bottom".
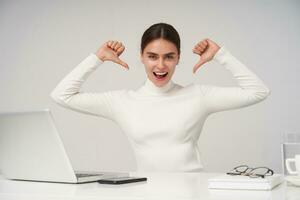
{"left": 157, "top": 58, "right": 166, "bottom": 70}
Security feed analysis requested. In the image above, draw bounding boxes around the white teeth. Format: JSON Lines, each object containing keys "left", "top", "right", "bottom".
{"left": 155, "top": 72, "right": 168, "bottom": 75}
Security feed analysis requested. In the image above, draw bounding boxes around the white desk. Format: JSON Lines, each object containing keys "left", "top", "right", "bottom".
{"left": 0, "top": 172, "right": 299, "bottom": 200}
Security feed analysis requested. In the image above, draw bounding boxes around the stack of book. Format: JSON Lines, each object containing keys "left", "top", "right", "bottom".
{"left": 208, "top": 174, "right": 284, "bottom": 190}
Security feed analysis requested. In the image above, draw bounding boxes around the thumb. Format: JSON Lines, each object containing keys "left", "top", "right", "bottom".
{"left": 193, "top": 58, "right": 206, "bottom": 74}
{"left": 114, "top": 57, "right": 129, "bottom": 70}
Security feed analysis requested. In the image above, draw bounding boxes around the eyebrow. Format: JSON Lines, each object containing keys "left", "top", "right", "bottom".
{"left": 146, "top": 52, "right": 176, "bottom": 56}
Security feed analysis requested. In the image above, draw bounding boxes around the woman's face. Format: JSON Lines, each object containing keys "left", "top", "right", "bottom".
{"left": 141, "top": 38, "right": 179, "bottom": 87}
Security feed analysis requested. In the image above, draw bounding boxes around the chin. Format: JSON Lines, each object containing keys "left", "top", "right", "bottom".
{"left": 153, "top": 79, "right": 170, "bottom": 87}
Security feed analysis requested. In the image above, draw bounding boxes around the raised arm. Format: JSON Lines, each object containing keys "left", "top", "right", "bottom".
{"left": 193, "top": 39, "right": 270, "bottom": 114}
{"left": 51, "top": 41, "right": 129, "bottom": 120}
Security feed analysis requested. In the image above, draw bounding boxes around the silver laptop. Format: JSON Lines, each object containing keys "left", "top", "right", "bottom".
{"left": 0, "top": 109, "right": 127, "bottom": 183}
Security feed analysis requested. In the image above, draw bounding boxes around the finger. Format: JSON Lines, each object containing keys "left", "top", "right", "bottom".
{"left": 193, "top": 59, "right": 206, "bottom": 74}
{"left": 195, "top": 46, "right": 205, "bottom": 55}
{"left": 114, "top": 42, "right": 122, "bottom": 50}
{"left": 200, "top": 38, "right": 209, "bottom": 45}
{"left": 195, "top": 45, "right": 204, "bottom": 53}
{"left": 194, "top": 47, "right": 205, "bottom": 55}
{"left": 114, "top": 57, "right": 129, "bottom": 70}
{"left": 204, "top": 39, "right": 209, "bottom": 45}
{"left": 116, "top": 45, "right": 125, "bottom": 55}
{"left": 197, "top": 40, "right": 205, "bottom": 46}
{"left": 193, "top": 48, "right": 201, "bottom": 55}
{"left": 199, "top": 43, "right": 207, "bottom": 50}
{"left": 196, "top": 42, "right": 205, "bottom": 48}
{"left": 111, "top": 41, "right": 119, "bottom": 49}
{"left": 107, "top": 40, "right": 113, "bottom": 47}
{"left": 201, "top": 38, "right": 209, "bottom": 44}
{"left": 206, "top": 38, "right": 213, "bottom": 44}
{"left": 198, "top": 42, "right": 207, "bottom": 49}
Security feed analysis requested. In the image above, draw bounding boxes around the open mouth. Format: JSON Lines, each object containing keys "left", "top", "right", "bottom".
{"left": 153, "top": 71, "right": 168, "bottom": 80}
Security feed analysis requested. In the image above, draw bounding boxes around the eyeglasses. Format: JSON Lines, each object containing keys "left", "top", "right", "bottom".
{"left": 226, "top": 165, "right": 274, "bottom": 178}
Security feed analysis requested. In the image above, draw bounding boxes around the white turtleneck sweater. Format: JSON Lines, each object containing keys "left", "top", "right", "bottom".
{"left": 51, "top": 47, "right": 270, "bottom": 172}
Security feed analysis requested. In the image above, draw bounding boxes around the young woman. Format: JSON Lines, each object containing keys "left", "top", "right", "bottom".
{"left": 51, "top": 23, "right": 270, "bottom": 172}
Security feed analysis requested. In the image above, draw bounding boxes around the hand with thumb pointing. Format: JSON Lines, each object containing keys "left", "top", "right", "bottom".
{"left": 192, "top": 38, "right": 220, "bottom": 74}
{"left": 96, "top": 40, "right": 129, "bottom": 70}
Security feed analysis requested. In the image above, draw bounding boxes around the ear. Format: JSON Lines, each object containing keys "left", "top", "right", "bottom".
{"left": 140, "top": 53, "right": 144, "bottom": 64}
{"left": 176, "top": 54, "right": 180, "bottom": 65}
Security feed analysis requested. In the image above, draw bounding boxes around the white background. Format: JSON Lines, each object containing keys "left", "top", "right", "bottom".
{"left": 1, "top": 0, "right": 299, "bottom": 173}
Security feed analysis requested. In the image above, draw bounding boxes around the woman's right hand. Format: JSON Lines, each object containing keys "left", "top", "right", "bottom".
{"left": 96, "top": 40, "right": 129, "bottom": 70}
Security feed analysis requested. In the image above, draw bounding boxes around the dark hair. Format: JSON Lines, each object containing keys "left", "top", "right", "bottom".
{"left": 140, "top": 22, "right": 181, "bottom": 55}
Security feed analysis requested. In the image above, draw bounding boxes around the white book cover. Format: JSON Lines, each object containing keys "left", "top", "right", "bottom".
{"left": 208, "top": 174, "right": 284, "bottom": 190}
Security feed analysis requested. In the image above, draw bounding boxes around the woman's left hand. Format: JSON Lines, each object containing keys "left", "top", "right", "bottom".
{"left": 192, "top": 38, "right": 220, "bottom": 73}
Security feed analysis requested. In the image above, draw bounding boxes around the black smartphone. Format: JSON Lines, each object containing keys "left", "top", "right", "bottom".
{"left": 98, "top": 176, "right": 147, "bottom": 184}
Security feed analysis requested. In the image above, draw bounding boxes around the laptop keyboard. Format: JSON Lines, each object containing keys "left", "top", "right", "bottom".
{"left": 76, "top": 173, "right": 103, "bottom": 178}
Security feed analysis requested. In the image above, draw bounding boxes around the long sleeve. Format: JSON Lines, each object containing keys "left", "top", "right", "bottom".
{"left": 50, "top": 54, "right": 123, "bottom": 121}
{"left": 198, "top": 47, "right": 271, "bottom": 114}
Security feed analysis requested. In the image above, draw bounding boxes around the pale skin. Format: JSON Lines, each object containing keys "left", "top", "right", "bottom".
{"left": 96, "top": 38, "right": 220, "bottom": 87}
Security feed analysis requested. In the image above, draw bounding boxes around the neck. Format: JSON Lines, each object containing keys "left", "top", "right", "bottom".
{"left": 142, "top": 78, "right": 175, "bottom": 95}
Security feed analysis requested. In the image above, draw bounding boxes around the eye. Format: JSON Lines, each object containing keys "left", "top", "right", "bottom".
{"left": 166, "top": 55, "right": 174, "bottom": 59}
{"left": 148, "top": 55, "right": 157, "bottom": 59}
